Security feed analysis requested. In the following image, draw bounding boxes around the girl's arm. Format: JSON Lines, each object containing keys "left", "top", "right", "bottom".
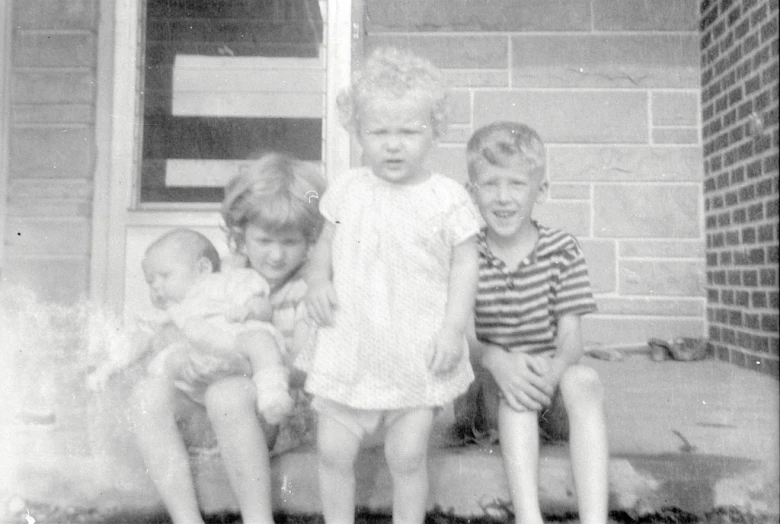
{"left": 305, "top": 222, "right": 338, "bottom": 325}
{"left": 429, "top": 236, "right": 479, "bottom": 374}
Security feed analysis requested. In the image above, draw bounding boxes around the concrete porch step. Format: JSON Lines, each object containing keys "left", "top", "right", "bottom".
{"left": 5, "top": 442, "right": 771, "bottom": 520}
{"left": 191, "top": 443, "right": 771, "bottom": 518}
{"left": 4, "top": 356, "right": 778, "bottom": 520}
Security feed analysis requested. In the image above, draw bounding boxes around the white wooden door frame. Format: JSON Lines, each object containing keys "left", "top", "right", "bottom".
{"left": 0, "top": 0, "right": 12, "bottom": 275}
{"left": 92, "top": 0, "right": 355, "bottom": 312}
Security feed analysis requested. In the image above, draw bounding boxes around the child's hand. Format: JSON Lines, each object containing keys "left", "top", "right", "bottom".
{"left": 244, "top": 296, "right": 273, "bottom": 322}
{"left": 482, "top": 348, "right": 554, "bottom": 412}
{"left": 539, "top": 356, "right": 568, "bottom": 391}
{"left": 305, "top": 279, "right": 338, "bottom": 326}
{"left": 429, "top": 325, "right": 464, "bottom": 376}
{"left": 527, "top": 354, "right": 550, "bottom": 377}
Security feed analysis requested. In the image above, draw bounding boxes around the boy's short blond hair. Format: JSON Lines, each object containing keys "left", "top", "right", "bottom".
{"left": 466, "top": 122, "right": 546, "bottom": 181}
{"left": 337, "top": 46, "right": 449, "bottom": 138}
{"left": 221, "top": 153, "right": 326, "bottom": 252}
{"left": 147, "top": 228, "right": 221, "bottom": 272}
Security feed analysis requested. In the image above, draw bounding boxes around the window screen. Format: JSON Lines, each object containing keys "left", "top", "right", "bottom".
{"left": 140, "top": 0, "right": 324, "bottom": 203}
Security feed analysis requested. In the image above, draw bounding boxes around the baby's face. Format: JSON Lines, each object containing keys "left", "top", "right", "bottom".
{"left": 142, "top": 243, "right": 203, "bottom": 309}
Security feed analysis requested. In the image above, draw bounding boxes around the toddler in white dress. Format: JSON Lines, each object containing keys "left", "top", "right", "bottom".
{"left": 303, "top": 47, "right": 481, "bottom": 523}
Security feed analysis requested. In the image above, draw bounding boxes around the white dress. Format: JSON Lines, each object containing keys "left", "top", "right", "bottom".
{"left": 303, "top": 168, "right": 480, "bottom": 409}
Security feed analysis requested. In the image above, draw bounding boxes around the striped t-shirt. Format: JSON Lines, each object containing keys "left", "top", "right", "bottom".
{"left": 474, "top": 224, "right": 597, "bottom": 355}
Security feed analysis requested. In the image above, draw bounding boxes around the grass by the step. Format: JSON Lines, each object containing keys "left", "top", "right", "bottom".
{"left": 14, "top": 504, "right": 777, "bottom": 524}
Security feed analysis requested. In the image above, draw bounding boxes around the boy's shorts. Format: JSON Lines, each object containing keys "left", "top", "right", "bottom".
{"left": 454, "top": 361, "right": 569, "bottom": 442}
{"left": 312, "top": 397, "right": 437, "bottom": 442}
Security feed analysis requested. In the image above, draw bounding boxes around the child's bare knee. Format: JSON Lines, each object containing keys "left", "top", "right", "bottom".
{"left": 317, "top": 438, "right": 358, "bottom": 474}
{"left": 560, "top": 365, "right": 603, "bottom": 404}
{"left": 129, "top": 377, "right": 174, "bottom": 420}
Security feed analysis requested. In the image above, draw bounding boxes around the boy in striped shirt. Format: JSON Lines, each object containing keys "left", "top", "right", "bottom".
{"left": 462, "top": 122, "right": 609, "bottom": 524}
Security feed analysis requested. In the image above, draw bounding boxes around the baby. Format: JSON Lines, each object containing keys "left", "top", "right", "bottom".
{"left": 88, "top": 227, "right": 293, "bottom": 424}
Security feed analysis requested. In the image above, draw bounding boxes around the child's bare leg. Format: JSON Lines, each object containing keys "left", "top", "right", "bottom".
{"left": 317, "top": 414, "right": 362, "bottom": 524}
{"left": 497, "top": 403, "right": 543, "bottom": 524}
{"left": 384, "top": 408, "right": 435, "bottom": 524}
{"left": 236, "top": 329, "right": 293, "bottom": 425}
{"left": 204, "top": 376, "right": 277, "bottom": 524}
{"left": 130, "top": 375, "right": 205, "bottom": 524}
{"left": 559, "top": 365, "right": 608, "bottom": 524}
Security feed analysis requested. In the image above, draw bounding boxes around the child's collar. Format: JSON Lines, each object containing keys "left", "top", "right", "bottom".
{"left": 479, "top": 221, "right": 543, "bottom": 266}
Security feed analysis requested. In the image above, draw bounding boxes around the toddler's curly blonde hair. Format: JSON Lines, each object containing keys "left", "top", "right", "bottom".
{"left": 337, "top": 47, "right": 449, "bottom": 138}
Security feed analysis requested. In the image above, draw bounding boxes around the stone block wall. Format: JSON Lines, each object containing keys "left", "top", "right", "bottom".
{"left": 2, "top": 0, "right": 98, "bottom": 304}
{"left": 700, "top": 0, "right": 779, "bottom": 378}
{"left": 364, "top": 0, "right": 706, "bottom": 349}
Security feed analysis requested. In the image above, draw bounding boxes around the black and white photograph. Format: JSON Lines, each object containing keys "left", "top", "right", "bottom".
{"left": 0, "top": 1, "right": 778, "bottom": 523}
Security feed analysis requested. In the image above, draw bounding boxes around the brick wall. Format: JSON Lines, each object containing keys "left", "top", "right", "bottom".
{"left": 3, "top": 0, "right": 98, "bottom": 304}
{"left": 364, "top": 0, "right": 706, "bottom": 350}
{"left": 700, "top": 0, "right": 779, "bottom": 378}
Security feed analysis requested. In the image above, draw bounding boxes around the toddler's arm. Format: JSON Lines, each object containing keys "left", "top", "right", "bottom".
{"left": 429, "top": 236, "right": 479, "bottom": 375}
{"left": 305, "top": 222, "right": 338, "bottom": 325}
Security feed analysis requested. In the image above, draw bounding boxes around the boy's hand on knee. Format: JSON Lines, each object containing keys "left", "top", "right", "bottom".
{"left": 305, "top": 279, "right": 338, "bottom": 326}
{"left": 429, "top": 325, "right": 464, "bottom": 375}
{"left": 484, "top": 348, "right": 554, "bottom": 412}
{"left": 527, "top": 355, "right": 550, "bottom": 377}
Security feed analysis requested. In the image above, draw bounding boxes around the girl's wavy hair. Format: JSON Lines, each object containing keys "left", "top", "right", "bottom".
{"left": 221, "top": 153, "right": 326, "bottom": 253}
{"left": 466, "top": 122, "right": 546, "bottom": 182}
{"left": 337, "top": 46, "right": 449, "bottom": 138}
